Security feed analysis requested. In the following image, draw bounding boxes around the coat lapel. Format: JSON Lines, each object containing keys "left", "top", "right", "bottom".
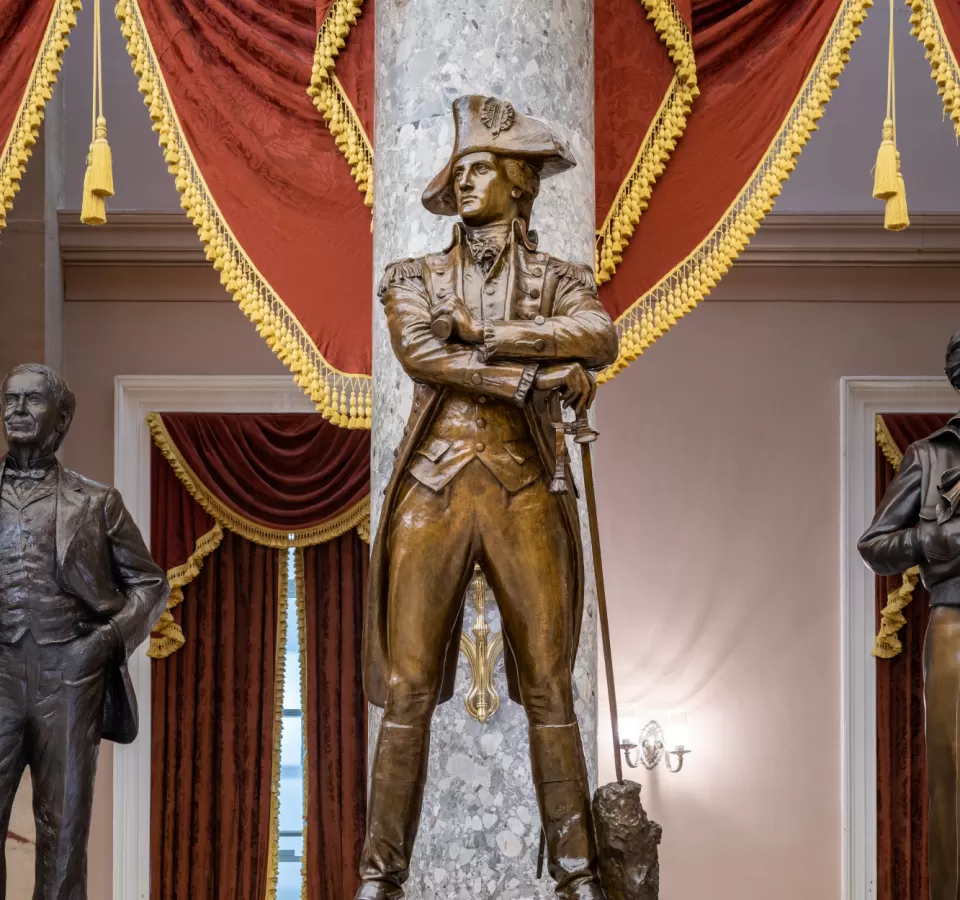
{"left": 55, "top": 465, "right": 89, "bottom": 571}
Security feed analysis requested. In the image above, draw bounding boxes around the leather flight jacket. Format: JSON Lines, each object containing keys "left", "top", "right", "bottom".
{"left": 859, "top": 416, "right": 960, "bottom": 601}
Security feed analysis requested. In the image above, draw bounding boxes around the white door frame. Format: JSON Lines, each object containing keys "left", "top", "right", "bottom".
{"left": 840, "top": 376, "right": 957, "bottom": 900}
{"left": 112, "top": 375, "right": 313, "bottom": 900}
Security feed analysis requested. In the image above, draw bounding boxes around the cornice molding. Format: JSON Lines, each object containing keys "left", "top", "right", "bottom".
{"left": 58, "top": 210, "right": 960, "bottom": 267}
{"left": 58, "top": 210, "right": 960, "bottom": 304}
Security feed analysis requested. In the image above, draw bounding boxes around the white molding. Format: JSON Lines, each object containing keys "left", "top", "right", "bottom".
{"left": 840, "top": 377, "right": 958, "bottom": 900}
{"left": 112, "top": 376, "right": 313, "bottom": 900}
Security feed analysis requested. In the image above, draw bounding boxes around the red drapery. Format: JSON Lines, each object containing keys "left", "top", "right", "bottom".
{"left": 0, "top": 0, "right": 78, "bottom": 232}
{"left": 151, "top": 446, "right": 282, "bottom": 900}
{"left": 909, "top": 0, "right": 960, "bottom": 138}
{"left": 298, "top": 539, "right": 368, "bottom": 900}
{"left": 875, "top": 412, "right": 951, "bottom": 900}
{"left": 149, "top": 412, "right": 370, "bottom": 900}
{"left": 113, "top": 0, "right": 867, "bottom": 424}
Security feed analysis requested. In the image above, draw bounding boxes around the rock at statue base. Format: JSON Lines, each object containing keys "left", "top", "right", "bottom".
{"left": 593, "top": 780, "right": 662, "bottom": 900}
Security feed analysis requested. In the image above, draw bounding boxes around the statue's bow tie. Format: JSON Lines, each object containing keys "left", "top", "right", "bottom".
{"left": 5, "top": 466, "right": 51, "bottom": 482}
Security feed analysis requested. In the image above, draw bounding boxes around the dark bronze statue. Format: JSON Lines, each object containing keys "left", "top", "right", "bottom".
{"left": 0, "top": 364, "right": 168, "bottom": 900}
{"left": 361, "top": 96, "right": 618, "bottom": 900}
{"left": 859, "top": 332, "right": 960, "bottom": 899}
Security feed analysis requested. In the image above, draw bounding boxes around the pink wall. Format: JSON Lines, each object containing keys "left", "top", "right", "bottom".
{"left": 593, "top": 300, "right": 960, "bottom": 900}
{"left": 60, "top": 299, "right": 284, "bottom": 898}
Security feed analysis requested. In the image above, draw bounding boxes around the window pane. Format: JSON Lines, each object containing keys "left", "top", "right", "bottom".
{"left": 277, "top": 548, "right": 305, "bottom": 895}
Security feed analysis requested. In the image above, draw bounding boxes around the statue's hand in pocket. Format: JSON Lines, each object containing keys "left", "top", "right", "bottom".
{"left": 62, "top": 626, "right": 116, "bottom": 685}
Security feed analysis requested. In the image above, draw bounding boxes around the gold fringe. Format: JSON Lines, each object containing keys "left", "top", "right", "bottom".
{"left": 357, "top": 514, "right": 370, "bottom": 544}
{"left": 598, "top": 0, "right": 873, "bottom": 384}
{"left": 873, "top": 566, "right": 921, "bottom": 658}
{"left": 114, "top": 0, "right": 372, "bottom": 429}
{"left": 294, "top": 549, "right": 309, "bottom": 900}
{"left": 595, "top": 1, "right": 698, "bottom": 285}
{"left": 905, "top": 0, "right": 960, "bottom": 138}
{"left": 147, "top": 412, "right": 371, "bottom": 548}
{"left": 876, "top": 413, "right": 904, "bottom": 471}
{"left": 307, "top": 0, "right": 373, "bottom": 208}
{"left": 148, "top": 522, "right": 224, "bottom": 659}
{"left": 0, "top": 0, "right": 81, "bottom": 233}
{"left": 872, "top": 414, "right": 917, "bottom": 658}
{"left": 265, "top": 554, "right": 288, "bottom": 900}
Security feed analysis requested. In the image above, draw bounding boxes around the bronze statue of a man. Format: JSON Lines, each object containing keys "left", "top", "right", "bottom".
{"left": 361, "top": 96, "right": 618, "bottom": 900}
{"left": 0, "top": 364, "right": 168, "bottom": 899}
{"left": 859, "top": 332, "right": 960, "bottom": 899}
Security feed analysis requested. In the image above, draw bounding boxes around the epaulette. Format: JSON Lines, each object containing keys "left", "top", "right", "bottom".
{"left": 551, "top": 259, "right": 596, "bottom": 289}
{"left": 377, "top": 257, "right": 423, "bottom": 297}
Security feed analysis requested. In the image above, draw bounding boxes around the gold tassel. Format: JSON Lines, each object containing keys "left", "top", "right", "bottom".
{"left": 89, "top": 115, "right": 113, "bottom": 197}
{"left": 885, "top": 154, "right": 910, "bottom": 231}
{"left": 82, "top": 0, "right": 111, "bottom": 224}
{"left": 80, "top": 150, "right": 106, "bottom": 225}
{"left": 872, "top": 117, "right": 897, "bottom": 199}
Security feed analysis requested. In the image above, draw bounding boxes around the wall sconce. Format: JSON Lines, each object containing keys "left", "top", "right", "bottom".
{"left": 619, "top": 714, "right": 691, "bottom": 773}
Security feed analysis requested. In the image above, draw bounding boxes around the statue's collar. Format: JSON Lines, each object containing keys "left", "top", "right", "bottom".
{"left": 4, "top": 451, "right": 57, "bottom": 473}
{"left": 446, "top": 218, "right": 539, "bottom": 253}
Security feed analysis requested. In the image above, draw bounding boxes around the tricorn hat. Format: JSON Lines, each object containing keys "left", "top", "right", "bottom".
{"left": 422, "top": 95, "right": 576, "bottom": 216}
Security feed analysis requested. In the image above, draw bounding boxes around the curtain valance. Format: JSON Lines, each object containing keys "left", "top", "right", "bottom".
{"left": 908, "top": 0, "right": 960, "bottom": 137}
{"left": 0, "top": 0, "right": 78, "bottom": 232}
{"left": 147, "top": 411, "right": 370, "bottom": 657}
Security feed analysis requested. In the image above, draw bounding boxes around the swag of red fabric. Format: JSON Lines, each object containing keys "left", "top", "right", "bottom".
{"left": 149, "top": 413, "right": 369, "bottom": 900}
{"left": 875, "top": 413, "right": 951, "bottom": 900}
{"left": 0, "top": 0, "right": 61, "bottom": 230}
{"left": 123, "top": 0, "right": 855, "bottom": 391}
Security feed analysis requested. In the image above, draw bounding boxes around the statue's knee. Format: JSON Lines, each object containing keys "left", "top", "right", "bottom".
{"left": 384, "top": 674, "right": 440, "bottom": 726}
{"left": 521, "top": 672, "right": 574, "bottom": 727}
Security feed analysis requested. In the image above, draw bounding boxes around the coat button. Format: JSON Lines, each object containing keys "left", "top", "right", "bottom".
{"left": 533, "top": 267, "right": 542, "bottom": 277}
{"left": 475, "top": 442, "right": 485, "bottom": 452}
{"left": 476, "top": 418, "right": 486, "bottom": 428}
{"left": 534, "top": 339, "right": 546, "bottom": 352}
{"left": 485, "top": 286, "right": 496, "bottom": 295}
{"left": 534, "top": 315, "right": 545, "bottom": 325}
{"left": 530, "top": 288, "right": 541, "bottom": 299}
{"left": 472, "top": 373, "right": 482, "bottom": 385}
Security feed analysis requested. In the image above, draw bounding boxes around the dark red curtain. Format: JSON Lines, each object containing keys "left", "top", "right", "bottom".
{"left": 300, "top": 536, "right": 368, "bottom": 900}
{"left": 157, "top": 412, "right": 369, "bottom": 536}
{"left": 876, "top": 413, "right": 951, "bottom": 900}
{"left": 150, "top": 448, "right": 281, "bottom": 900}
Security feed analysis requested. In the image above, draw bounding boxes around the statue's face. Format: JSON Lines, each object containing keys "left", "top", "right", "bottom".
{"left": 2, "top": 371, "right": 63, "bottom": 453}
{"left": 453, "top": 151, "right": 520, "bottom": 226}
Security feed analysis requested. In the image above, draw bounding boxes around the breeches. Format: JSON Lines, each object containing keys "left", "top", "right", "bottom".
{"left": 385, "top": 459, "right": 576, "bottom": 727}
{"left": 0, "top": 634, "right": 105, "bottom": 900}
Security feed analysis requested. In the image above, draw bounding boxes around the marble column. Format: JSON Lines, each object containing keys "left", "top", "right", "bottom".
{"left": 370, "top": 4, "right": 596, "bottom": 898}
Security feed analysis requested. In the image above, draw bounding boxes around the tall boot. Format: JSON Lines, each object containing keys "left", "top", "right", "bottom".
{"left": 354, "top": 721, "right": 430, "bottom": 900}
{"left": 529, "top": 723, "right": 605, "bottom": 900}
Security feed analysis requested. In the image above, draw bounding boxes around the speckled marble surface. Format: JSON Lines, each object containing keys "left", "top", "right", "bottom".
{"left": 370, "top": 2, "right": 595, "bottom": 896}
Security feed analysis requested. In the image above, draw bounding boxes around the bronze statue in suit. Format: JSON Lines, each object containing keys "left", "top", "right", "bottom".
{"left": 859, "top": 332, "right": 960, "bottom": 900}
{"left": 0, "top": 363, "right": 168, "bottom": 900}
{"left": 360, "top": 96, "right": 618, "bottom": 900}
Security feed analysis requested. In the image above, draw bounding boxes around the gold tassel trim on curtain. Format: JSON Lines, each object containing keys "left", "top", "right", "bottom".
{"left": 598, "top": 0, "right": 873, "bottom": 385}
{"left": 905, "top": 0, "right": 960, "bottom": 137}
{"left": 148, "top": 522, "right": 224, "bottom": 659}
{"left": 265, "top": 555, "right": 288, "bottom": 900}
{"left": 0, "top": 0, "right": 82, "bottom": 233}
{"left": 146, "top": 412, "right": 371, "bottom": 548}
{"left": 595, "top": 0, "right": 699, "bottom": 285}
{"left": 871, "top": 413, "right": 920, "bottom": 658}
{"left": 307, "top": 0, "right": 373, "bottom": 208}
{"left": 114, "top": 0, "right": 373, "bottom": 429}
{"left": 294, "top": 549, "right": 309, "bottom": 900}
